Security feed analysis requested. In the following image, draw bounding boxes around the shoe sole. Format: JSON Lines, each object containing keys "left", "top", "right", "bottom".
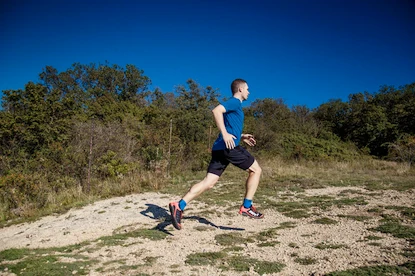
{"left": 240, "top": 212, "right": 264, "bottom": 219}
{"left": 169, "top": 204, "right": 182, "bottom": 230}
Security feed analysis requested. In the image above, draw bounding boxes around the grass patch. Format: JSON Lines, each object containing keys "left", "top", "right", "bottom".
{"left": 0, "top": 243, "right": 90, "bottom": 261}
{"left": 284, "top": 210, "right": 310, "bottom": 218}
{"left": 257, "top": 241, "right": 280, "bottom": 247}
{"left": 294, "top": 257, "right": 317, "bottom": 265}
{"left": 225, "top": 256, "right": 285, "bottom": 275}
{"left": 385, "top": 206, "right": 415, "bottom": 221}
{"left": 337, "top": 214, "right": 371, "bottom": 222}
{"left": 315, "top": 242, "right": 348, "bottom": 250}
{"left": 96, "top": 228, "right": 168, "bottom": 246}
{"left": 372, "top": 221, "right": 415, "bottom": 241}
{"left": 186, "top": 251, "right": 285, "bottom": 275}
{"left": 194, "top": 226, "right": 211, "bottom": 231}
{"left": 367, "top": 242, "right": 382, "bottom": 246}
{"left": 0, "top": 246, "right": 96, "bottom": 276}
{"left": 214, "top": 232, "right": 254, "bottom": 246}
{"left": 277, "top": 221, "right": 297, "bottom": 229}
{"left": 223, "top": 246, "right": 245, "bottom": 252}
{"left": 313, "top": 217, "right": 338, "bottom": 225}
{"left": 326, "top": 262, "right": 415, "bottom": 275}
{"left": 267, "top": 194, "right": 367, "bottom": 220}
{"left": 334, "top": 197, "right": 368, "bottom": 207}
{"left": 364, "top": 235, "right": 383, "bottom": 241}
{"left": 256, "top": 228, "right": 279, "bottom": 241}
{"left": 185, "top": 251, "right": 227, "bottom": 266}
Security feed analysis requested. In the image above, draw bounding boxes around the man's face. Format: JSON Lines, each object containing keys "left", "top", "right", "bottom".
{"left": 240, "top": 83, "right": 250, "bottom": 101}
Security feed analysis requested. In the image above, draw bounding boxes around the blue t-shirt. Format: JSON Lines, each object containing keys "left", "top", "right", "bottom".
{"left": 212, "top": 97, "right": 244, "bottom": 151}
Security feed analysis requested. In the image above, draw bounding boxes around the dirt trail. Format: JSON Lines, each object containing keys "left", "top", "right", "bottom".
{"left": 0, "top": 187, "right": 414, "bottom": 275}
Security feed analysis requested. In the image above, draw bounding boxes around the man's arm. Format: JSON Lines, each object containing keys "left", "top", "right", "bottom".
{"left": 212, "top": 105, "right": 236, "bottom": 149}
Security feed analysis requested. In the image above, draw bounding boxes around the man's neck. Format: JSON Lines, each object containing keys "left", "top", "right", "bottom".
{"left": 233, "top": 94, "right": 243, "bottom": 102}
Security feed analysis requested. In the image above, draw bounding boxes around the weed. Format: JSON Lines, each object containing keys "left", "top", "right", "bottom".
{"left": 185, "top": 251, "right": 227, "bottom": 266}
{"left": 95, "top": 228, "right": 168, "bottom": 247}
{"left": 401, "top": 248, "right": 415, "bottom": 258}
{"left": 364, "top": 235, "right": 383, "bottom": 241}
{"left": 337, "top": 214, "right": 371, "bottom": 222}
{"left": 194, "top": 226, "right": 211, "bottom": 231}
{"left": 385, "top": 206, "right": 415, "bottom": 221}
{"left": 256, "top": 228, "right": 279, "bottom": 241}
{"left": 284, "top": 210, "right": 310, "bottom": 218}
{"left": 224, "top": 256, "right": 285, "bottom": 275}
{"left": 294, "top": 257, "right": 317, "bottom": 265}
{"left": 372, "top": 221, "right": 415, "bottom": 240}
{"left": 334, "top": 197, "right": 368, "bottom": 207}
{"left": 215, "top": 232, "right": 254, "bottom": 246}
{"left": 325, "top": 262, "right": 415, "bottom": 275}
{"left": 257, "top": 241, "right": 280, "bottom": 247}
{"left": 0, "top": 248, "right": 97, "bottom": 276}
{"left": 315, "top": 242, "right": 348, "bottom": 250}
{"left": 313, "top": 217, "right": 338, "bottom": 225}
{"left": 186, "top": 251, "right": 285, "bottom": 275}
{"left": 223, "top": 246, "right": 245, "bottom": 252}
{"left": 277, "top": 221, "right": 297, "bottom": 229}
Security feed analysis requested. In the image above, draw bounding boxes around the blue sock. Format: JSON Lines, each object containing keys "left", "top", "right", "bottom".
{"left": 179, "top": 199, "right": 187, "bottom": 211}
{"left": 243, "top": 198, "right": 252, "bottom": 208}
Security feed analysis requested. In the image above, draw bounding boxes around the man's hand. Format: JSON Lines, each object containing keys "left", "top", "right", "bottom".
{"left": 242, "top": 134, "right": 256, "bottom": 147}
{"left": 223, "top": 132, "right": 237, "bottom": 149}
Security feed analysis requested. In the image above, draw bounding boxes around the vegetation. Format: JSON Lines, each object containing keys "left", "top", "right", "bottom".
{"left": 185, "top": 251, "right": 285, "bottom": 275}
{"left": 0, "top": 62, "right": 414, "bottom": 223}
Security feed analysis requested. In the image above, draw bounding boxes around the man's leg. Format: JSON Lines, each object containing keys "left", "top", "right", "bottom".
{"left": 169, "top": 173, "right": 219, "bottom": 230}
{"left": 182, "top": 172, "right": 220, "bottom": 203}
{"left": 244, "top": 160, "right": 262, "bottom": 200}
{"left": 239, "top": 160, "right": 264, "bottom": 218}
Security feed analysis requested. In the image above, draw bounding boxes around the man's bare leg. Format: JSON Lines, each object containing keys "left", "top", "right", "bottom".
{"left": 244, "top": 160, "right": 262, "bottom": 200}
{"left": 182, "top": 172, "right": 220, "bottom": 204}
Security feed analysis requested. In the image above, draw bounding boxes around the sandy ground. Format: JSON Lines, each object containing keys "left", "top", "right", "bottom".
{"left": 0, "top": 187, "right": 414, "bottom": 275}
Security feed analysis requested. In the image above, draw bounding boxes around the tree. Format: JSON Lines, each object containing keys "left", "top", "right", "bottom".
{"left": 313, "top": 99, "right": 349, "bottom": 139}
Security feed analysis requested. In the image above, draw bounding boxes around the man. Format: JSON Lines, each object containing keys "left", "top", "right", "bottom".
{"left": 169, "top": 78, "right": 263, "bottom": 230}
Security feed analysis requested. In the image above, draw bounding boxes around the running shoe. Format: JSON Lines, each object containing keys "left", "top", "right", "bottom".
{"left": 169, "top": 201, "right": 183, "bottom": 230}
{"left": 239, "top": 205, "right": 264, "bottom": 219}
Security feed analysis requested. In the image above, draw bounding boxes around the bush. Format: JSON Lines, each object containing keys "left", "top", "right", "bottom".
{"left": 266, "top": 132, "right": 362, "bottom": 161}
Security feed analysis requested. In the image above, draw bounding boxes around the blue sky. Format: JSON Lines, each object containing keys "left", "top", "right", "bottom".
{"left": 1, "top": 0, "right": 414, "bottom": 108}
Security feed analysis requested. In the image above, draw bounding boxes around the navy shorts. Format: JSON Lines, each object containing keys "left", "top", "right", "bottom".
{"left": 207, "top": 146, "right": 255, "bottom": 176}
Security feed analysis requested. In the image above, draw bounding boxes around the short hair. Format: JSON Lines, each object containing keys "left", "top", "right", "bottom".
{"left": 231, "top": 78, "right": 247, "bottom": 95}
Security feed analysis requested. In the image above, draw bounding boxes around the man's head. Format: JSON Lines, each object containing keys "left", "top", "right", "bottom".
{"left": 231, "top": 78, "right": 249, "bottom": 101}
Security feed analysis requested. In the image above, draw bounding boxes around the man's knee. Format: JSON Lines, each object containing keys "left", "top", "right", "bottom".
{"left": 204, "top": 173, "right": 220, "bottom": 189}
{"left": 248, "top": 160, "right": 262, "bottom": 174}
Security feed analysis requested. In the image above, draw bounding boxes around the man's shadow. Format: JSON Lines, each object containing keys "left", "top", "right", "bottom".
{"left": 140, "top": 203, "right": 245, "bottom": 235}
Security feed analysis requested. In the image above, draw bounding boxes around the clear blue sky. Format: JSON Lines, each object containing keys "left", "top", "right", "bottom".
{"left": 1, "top": 0, "right": 414, "bottom": 108}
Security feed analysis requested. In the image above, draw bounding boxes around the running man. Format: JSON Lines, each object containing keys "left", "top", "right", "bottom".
{"left": 169, "top": 78, "right": 263, "bottom": 230}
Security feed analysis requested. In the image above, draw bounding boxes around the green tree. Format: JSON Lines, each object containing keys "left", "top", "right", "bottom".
{"left": 313, "top": 99, "right": 349, "bottom": 139}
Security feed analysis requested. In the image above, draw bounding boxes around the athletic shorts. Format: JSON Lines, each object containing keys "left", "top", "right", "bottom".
{"left": 207, "top": 146, "right": 255, "bottom": 176}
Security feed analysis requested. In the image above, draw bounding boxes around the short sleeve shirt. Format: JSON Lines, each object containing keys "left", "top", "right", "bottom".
{"left": 212, "top": 97, "right": 244, "bottom": 150}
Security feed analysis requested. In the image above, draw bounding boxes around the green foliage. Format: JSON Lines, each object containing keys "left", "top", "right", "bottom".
{"left": 0, "top": 61, "right": 413, "bottom": 223}
{"left": 214, "top": 232, "right": 254, "bottom": 246}
{"left": 185, "top": 251, "right": 226, "bottom": 266}
{"left": 314, "top": 83, "right": 415, "bottom": 157}
{"left": 0, "top": 173, "right": 48, "bottom": 216}
{"left": 272, "top": 132, "right": 361, "bottom": 161}
{"left": 96, "top": 151, "right": 130, "bottom": 178}
{"left": 387, "top": 134, "right": 415, "bottom": 165}
{"left": 0, "top": 246, "right": 95, "bottom": 276}
{"left": 185, "top": 251, "right": 285, "bottom": 275}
